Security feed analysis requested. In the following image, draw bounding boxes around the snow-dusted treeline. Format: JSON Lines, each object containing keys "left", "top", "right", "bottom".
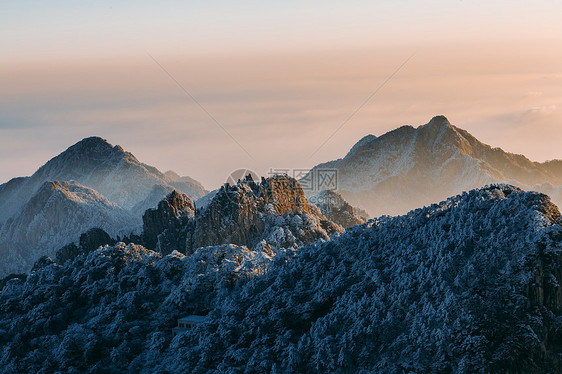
{"left": 1, "top": 185, "right": 561, "bottom": 373}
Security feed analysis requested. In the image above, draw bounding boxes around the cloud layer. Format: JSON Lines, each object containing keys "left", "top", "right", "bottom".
{"left": 1, "top": 42, "right": 561, "bottom": 189}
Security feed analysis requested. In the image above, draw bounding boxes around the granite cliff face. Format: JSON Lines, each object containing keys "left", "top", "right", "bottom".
{"left": 142, "top": 190, "right": 195, "bottom": 253}
{"left": 184, "top": 175, "right": 342, "bottom": 253}
{"left": 139, "top": 176, "right": 343, "bottom": 255}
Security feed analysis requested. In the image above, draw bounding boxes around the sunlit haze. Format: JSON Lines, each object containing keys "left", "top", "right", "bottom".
{"left": 2, "top": 0, "right": 562, "bottom": 189}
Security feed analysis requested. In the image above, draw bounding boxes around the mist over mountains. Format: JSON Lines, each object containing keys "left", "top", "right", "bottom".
{"left": 1, "top": 116, "right": 561, "bottom": 372}
{"left": 308, "top": 115, "right": 562, "bottom": 216}
{"left": 0, "top": 137, "right": 204, "bottom": 221}
{"left": 0, "top": 134, "right": 357, "bottom": 276}
{"left": 0, "top": 137, "right": 208, "bottom": 276}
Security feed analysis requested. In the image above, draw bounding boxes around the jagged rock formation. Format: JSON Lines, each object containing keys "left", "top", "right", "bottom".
{"left": 195, "top": 189, "right": 218, "bottom": 210}
{"left": 0, "top": 181, "right": 137, "bottom": 276}
{"left": 309, "top": 190, "right": 369, "bottom": 228}
{"left": 138, "top": 176, "right": 342, "bottom": 255}
{"left": 142, "top": 190, "right": 195, "bottom": 253}
{"left": 54, "top": 243, "right": 81, "bottom": 265}
{"left": 183, "top": 175, "right": 342, "bottom": 253}
{"left": 306, "top": 115, "right": 562, "bottom": 216}
{"left": 79, "top": 228, "right": 116, "bottom": 253}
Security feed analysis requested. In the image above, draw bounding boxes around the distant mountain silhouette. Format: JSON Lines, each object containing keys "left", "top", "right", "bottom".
{"left": 307, "top": 115, "right": 562, "bottom": 216}
{"left": 0, "top": 137, "right": 207, "bottom": 223}
{"left": 0, "top": 137, "right": 207, "bottom": 276}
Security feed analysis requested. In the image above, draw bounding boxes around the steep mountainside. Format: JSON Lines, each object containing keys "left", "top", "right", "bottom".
{"left": 141, "top": 175, "right": 343, "bottom": 255}
{"left": 0, "top": 137, "right": 207, "bottom": 223}
{"left": 164, "top": 170, "right": 207, "bottom": 199}
{"left": 0, "top": 181, "right": 138, "bottom": 276}
{"left": 142, "top": 190, "right": 195, "bottom": 252}
{"left": 307, "top": 115, "right": 562, "bottom": 216}
{"left": 194, "top": 189, "right": 218, "bottom": 210}
{"left": 1, "top": 185, "right": 561, "bottom": 372}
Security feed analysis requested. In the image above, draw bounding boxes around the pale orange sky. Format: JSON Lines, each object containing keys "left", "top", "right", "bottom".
{"left": 1, "top": 1, "right": 562, "bottom": 189}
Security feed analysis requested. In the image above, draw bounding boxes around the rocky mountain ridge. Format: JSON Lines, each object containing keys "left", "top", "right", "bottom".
{"left": 309, "top": 189, "right": 369, "bottom": 228}
{"left": 140, "top": 175, "right": 344, "bottom": 255}
{"left": 307, "top": 115, "right": 562, "bottom": 216}
{"left": 0, "top": 136, "right": 207, "bottom": 223}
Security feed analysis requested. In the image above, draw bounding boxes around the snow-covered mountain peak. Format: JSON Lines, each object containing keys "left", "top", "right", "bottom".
{"left": 423, "top": 114, "right": 452, "bottom": 129}
{"left": 48, "top": 136, "right": 125, "bottom": 162}
{"left": 306, "top": 116, "right": 562, "bottom": 216}
{"left": 416, "top": 115, "right": 471, "bottom": 153}
{"left": 68, "top": 136, "right": 128, "bottom": 157}
{"left": 72, "top": 135, "right": 112, "bottom": 149}
{"left": 0, "top": 136, "right": 207, "bottom": 275}
{"left": 31, "top": 136, "right": 143, "bottom": 189}
{"left": 0, "top": 136, "right": 207, "bottom": 222}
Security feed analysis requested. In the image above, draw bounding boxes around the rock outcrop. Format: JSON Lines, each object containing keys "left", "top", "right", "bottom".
{"left": 139, "top": 175, "right": 343, "bottom": 255}
{"left": 183, "top": 175, "right": 341, "bottom": 253}
{"left": 54, "top": 227, "right": 117, "bottom": 265}
{"left": 79, "top": 228, "right": 117, "bottom": 253}
{"left": 142, "top": 190, "right": 195, "bottom": 253}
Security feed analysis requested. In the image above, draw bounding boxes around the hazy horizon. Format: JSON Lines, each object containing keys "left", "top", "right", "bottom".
{"left": 2, "top": 1, "right": 562, "bottom": 189}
